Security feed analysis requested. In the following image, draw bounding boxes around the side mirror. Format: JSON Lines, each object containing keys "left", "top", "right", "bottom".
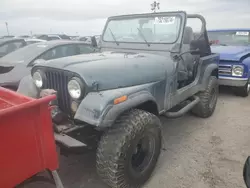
{"left": 32, "top": 59, "right": 45, "bottom": 66}
{"left": 243, "top": 156, "right": 250, "bottom": 188}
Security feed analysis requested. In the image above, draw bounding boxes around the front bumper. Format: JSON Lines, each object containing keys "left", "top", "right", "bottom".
{"left": 219, "top": 76, "right": 248, "bottom": 87}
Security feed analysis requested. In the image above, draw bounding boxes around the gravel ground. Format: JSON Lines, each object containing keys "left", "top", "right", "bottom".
{"left": 25, "top": 87, "right": 250, "bottom": 188}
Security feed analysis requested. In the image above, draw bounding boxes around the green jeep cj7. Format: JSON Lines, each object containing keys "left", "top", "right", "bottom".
{"left": 18, "top": 11, "right": 219, "bottom": 188}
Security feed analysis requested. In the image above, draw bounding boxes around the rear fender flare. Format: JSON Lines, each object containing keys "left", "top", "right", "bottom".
{"left": 201, "top": 63, "right": 218, "bottom": 88}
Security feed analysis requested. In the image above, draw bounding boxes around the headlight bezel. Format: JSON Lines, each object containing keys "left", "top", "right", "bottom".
{"left": 67, "top": 77, "right": 84, "bottom": 100}
{"left": 232, "top": 65, "right": 244, "bottom": 77}
{"left": 32, "top": 70, "right": 46, "bottom": 88}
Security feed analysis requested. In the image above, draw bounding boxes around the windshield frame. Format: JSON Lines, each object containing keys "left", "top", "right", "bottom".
{"left": 100, "top": 11, "right": 187, "bottom": 52}
{"left": 208, "top": 30, "right": 250, "bottom": 46}
{"left": 102, "top": 15, "right": 182, "bottom": 45}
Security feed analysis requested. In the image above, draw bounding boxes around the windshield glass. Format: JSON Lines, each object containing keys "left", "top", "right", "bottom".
{"left": 103, "top": 15, "right": 181, "bottom": 44}
{"left": 208, "top": 30, "right": 250, "bottom": 46}
{"left": 0, "top": 43, "right": 50, "bottom": 63}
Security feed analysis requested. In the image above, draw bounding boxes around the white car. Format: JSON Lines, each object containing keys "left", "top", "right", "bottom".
{"left": 25, "top": 38, "right": 46, "bottom": 45}
{"left": 35, "top": 34, "right": 71, "bottom": 41}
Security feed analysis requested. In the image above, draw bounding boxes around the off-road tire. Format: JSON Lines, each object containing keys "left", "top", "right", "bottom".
{"left": 191, "top": 76, "right": 218, "bottom": 118}
{"left": 96, "top": 109, "right": 162, "bottom": 188}
{"left": 233, "top": 78, "right": 250, "bottom": 97}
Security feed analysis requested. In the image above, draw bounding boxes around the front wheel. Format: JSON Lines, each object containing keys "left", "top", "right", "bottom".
{"left": 233, "top": 78, "right": 250, "bottom": 97}
{"left": 96, "top": 109, "right": 162, "bottom": 188}
{"left": 191, "top": 76, "right": 218, "bottom": 118}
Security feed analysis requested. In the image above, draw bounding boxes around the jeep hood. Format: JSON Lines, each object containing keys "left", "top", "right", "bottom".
{"left": 39, "top": 51, "right": 175, "bottom": 91}
{"left": 211, "top": 46, "right": 250, "bottom": 61}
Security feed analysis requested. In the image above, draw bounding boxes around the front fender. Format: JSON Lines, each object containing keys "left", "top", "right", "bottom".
{"left": 242, "top": 57, "right": 250, "bottom": 78}
{"left": 74, "top": 84, "right": 158, "bottom": 128}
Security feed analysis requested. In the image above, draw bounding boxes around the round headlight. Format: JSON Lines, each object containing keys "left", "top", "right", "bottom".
{"left": 67, "top": 79, "right": 82, "bottom": 99}
{"left": 33, "top": 71, "right": 43, "bottom": 88}
{"left": 232, "top": 65, "right": 244, "bottom": 76}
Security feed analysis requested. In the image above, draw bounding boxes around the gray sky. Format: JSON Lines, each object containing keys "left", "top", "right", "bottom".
{"left": 0, "top": 0, "right": 250, "bottom": 36}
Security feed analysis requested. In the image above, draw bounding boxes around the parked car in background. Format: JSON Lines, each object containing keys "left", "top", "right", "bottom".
{"left": 78, "top": 35, "right": 99, "bottom": 47}
{"left": 25, "top": 38, "right": 46, "bottom": 45}
{"left": 0, "top": 40, "right": 98, "bottom": 90}
{"left": 208, "top": 29, "right": 250, "bottom": 97}
{"left": 18, "top": 35, "right": 31, "bottom": 39}
{"left": 244, "top": 156, "right": 250, "bottom": 188}
{"left": 94, "top": 35, "right": 101, "bottom": 46}
{"left": 0, "top": 35, "right": 15, "bottom": 39}
{"left": 78, "top": 35, "right": 92, "bottom": 43}
{"left": 35, "top": 34, "right": 71, "bottom": 41}
{"left": 69, "top": 35, "right": 80, "bottom": 40}
{"left": 0, "top": 38, "right": 27, "bottom": 58}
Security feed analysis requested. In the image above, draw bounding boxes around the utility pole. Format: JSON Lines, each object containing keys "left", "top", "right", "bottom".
{"left": 151, "top": 1, "right": 160, "bottom": 12}
{"left": 5, "top": 22, "right": 10, "bottom": 36}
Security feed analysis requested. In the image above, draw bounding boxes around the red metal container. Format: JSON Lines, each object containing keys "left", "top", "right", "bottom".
{"left": 0, "top": 87, "right": 63, "bottom": 188}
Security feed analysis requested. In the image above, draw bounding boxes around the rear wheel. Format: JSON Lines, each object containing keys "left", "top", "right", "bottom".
{"left": 96, "top": 109, "right": 162, "bottom": 188}
{"left": 233, "top": 78, "right": 250, "bottom": 97}
{"left": 191, "top": 76, "right": 218, "bottom": 118}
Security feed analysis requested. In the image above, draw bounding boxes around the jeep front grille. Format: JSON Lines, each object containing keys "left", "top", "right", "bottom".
{"left": 44, "top": 69, "right": 74, "bottom": 116}
{"left": 219, "top": 64, "right": 232, "bottom": 76}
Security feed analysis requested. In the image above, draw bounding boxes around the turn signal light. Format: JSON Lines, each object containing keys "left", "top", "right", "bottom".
{"left": 114, "top": 95, "right": 127, "bottom": 105}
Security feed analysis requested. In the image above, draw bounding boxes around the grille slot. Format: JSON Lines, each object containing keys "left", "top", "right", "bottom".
{"left": 44, "top": 69, "right": 75, "bottom": 116}
{"left": 219, "top": 64, "right": 232, "bottom": 76}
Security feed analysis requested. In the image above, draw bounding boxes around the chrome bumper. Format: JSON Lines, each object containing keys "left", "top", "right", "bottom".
{"left": 219, "top": 76, "right": 248, "bottom": 87}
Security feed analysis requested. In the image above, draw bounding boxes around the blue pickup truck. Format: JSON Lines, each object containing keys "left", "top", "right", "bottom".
{"left": 208, "top": 29, "right": 250, "bottom": 97}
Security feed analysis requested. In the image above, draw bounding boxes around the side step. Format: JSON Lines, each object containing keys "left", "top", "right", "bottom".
{"left": 164, "top": 96, "right": 200, "bottom": 118}
{"left": 54, "top": 133, "right": 87, "bottom": 148}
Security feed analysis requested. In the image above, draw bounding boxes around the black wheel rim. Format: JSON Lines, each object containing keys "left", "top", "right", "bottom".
{"left": 130, "top": 134, "right": 156, "bottom": 174}
{"left": 209, "top": 88, "right": 217, "bottom": 109}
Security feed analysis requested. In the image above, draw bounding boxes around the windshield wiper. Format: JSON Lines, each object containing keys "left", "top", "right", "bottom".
{"left": 109, "top": 28, "right": 119, "bottom": 46}
{"left": 137, "top": 28, "right": 150, "bottom": 47}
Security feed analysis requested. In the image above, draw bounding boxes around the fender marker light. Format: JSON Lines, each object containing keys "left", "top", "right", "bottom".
{"left": 114, "top": 95, "right": 127, "bottom": 105}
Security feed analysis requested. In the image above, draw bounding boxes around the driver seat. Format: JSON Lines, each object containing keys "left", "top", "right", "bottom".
{"left": 177, "top": 26, "right": 195, "bottom": 83}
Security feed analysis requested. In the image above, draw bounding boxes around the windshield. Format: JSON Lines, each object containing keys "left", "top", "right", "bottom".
{"left": 103, "top": 15, "right": 181, "bottom": 44}
{"left": 0, "top": 42, "right": 51, "bottom": 63}
{"left": 208, "top": 30, "right": 250, "bottom": 46}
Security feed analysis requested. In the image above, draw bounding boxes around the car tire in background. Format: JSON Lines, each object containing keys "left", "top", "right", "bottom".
{"left": 191, "top": 76, "right": 218, "bottom": 118}
{"left": 96, "top": 109, "right": 162, "bottom": 188}
{"left": 233, "top": 78, "right": 250, "bottom": 97}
